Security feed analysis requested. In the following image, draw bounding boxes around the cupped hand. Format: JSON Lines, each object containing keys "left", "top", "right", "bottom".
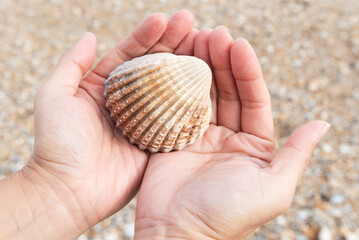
{"left": 134, "top": 27, "right": 330, "bottom": 239}
{"left": 24, "top": 10, "right": 196, "bottom": 230}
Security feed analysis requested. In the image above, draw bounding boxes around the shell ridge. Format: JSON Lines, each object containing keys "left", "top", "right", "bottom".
{"left": 105, "top": 53, "right": 181, "bottom": 96}
{"left": 185, "top": 103, "right": 210, "bottom": 145}
{"left": 129, "top": 66, "right": 208, "bottom": 150}
{"left": 171, "top": 96, "right": 204, "bottom": 150}
{"left": 106, "top": 62, "right": 153, "bottom": 85}
{"left": 104, "top": 53, "right": 212, "bottom": 152}
{"left": 107, "top": 59, "right": 194, "bottom": 113}
{"left": 105, "top": 64, "right": 162, "bottom": 97}
{"left": 111, "top": 62, "right": 199, "bottom": 124}
{"left": 134, "top": 67, "right": 210, "bottom": 152}
{"left": 158, "top": 101, "right": 198, "bottom": 152}
{"left": 130, "top": 61, "right": 211, "bottom": 151}
{"left": 152, "top": 71, "right": 211, "bottom": 151}
{"left": 107, "top": 62, "right": 178, "bottom": 115}
{"left": 164, "top": 79, "right": 210, "bottom": 151}
{"left": 170, "top": 79, "right": 210, "bottom": 150}
{"left": 109, "top": 65, "right": 170, "bottom": 112}
{"left": 105, "top": 60, "right": 156, "bottom": 90}
{"left": 118, "top": 60, "right": 203, "bottom": 119}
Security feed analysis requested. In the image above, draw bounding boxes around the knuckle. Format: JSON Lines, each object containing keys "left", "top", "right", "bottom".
{"left": 241, "top": 98, "right": 269, "bottom": 109}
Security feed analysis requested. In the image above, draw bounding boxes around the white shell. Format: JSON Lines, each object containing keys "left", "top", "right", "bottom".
{"left": 104, "top": 53, "right": 212, "bottom": 153}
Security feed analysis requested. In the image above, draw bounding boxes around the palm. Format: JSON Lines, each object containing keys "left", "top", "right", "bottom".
{"left": 33, "top": 80, "right": 147, "bottom": 218}
{"left": 137, "top": 127, "right": 277, "bottom": 237}
{"left": 29, "top": 11, "right": 196, "bottom": 223}
{"left": 135, "top": 26, "right": 277, "bottom": 239}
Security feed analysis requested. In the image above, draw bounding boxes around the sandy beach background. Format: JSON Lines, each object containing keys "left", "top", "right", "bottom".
{"left": 0, "top": 0, "right": 358, "bottom": 239}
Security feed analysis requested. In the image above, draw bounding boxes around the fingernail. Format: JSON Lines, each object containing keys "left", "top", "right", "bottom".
{"left": 317, "top": 122, "right": 331, "bottom": 141}
{"left": 201, "top": 26, "right": 213, "bottom": 31}
{"left": 215, "top": 25, "right": 228, "bottom": 31}
{"left": 235, "top": 37, "right": 248, "bottom": 43}
{"left": 75, "top": 32, "right": 94, "bottom": 46}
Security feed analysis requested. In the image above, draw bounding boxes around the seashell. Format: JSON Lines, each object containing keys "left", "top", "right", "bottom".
{"left": 104, "top": 53, "right": 212, "bottom": 153}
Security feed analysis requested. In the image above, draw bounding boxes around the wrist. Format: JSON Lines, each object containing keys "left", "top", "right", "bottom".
{"left": 0, "top": 163, "right": 91, "bottom": 239}
{"left": 134, "top": 217, "right": 216, "bottom": 240}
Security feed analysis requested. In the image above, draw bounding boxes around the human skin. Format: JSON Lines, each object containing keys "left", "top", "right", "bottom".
{"left": 133, "top": 19, "right": 330, "bottom": 240}
{"left": 0, "top": 10, "right": 329, "bottom": 240}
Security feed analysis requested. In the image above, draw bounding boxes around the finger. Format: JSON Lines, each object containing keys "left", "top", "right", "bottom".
{"left": 194, "top": 29, "right": 217, "bottom": 124}
{"left": 209, "top": 26, "right": 241, "bottom": 132}
{"left": 271, "top": 121, "right": 330, "bottom": 186}
{"left": 174, "top": 28, "right": 199, "bottom": 55}
{"left": 39, "top": 32, "right": 96, "bottom": 102}
{"left": 230, "top": 39, "right": 273, "bottom": 140}
{"left": 148, "top": 9, "right": 194, "bottom": 53}
{"left": 92, "top": 13, "right": 167, "bottom": 79}
{"left": 80, "top": 13, "right": 167, "bottom": 107}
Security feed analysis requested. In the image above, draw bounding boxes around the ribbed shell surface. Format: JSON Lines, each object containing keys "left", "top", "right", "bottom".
{"left": 104, "top": 53, "right": 212, "bottom": 153}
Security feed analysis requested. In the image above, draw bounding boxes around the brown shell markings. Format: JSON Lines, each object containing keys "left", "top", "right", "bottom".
{"left": 104, "top": 53, "right": 212, "bottom": 153}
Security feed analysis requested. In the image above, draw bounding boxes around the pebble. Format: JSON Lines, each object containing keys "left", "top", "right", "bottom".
{"left": 328, "top": 207, "right": 343, "bottom": 217}
{"left": 77, "top": 235, "right": 88, "bottom": 240}
{"left": 321, "top": 143, "right": 333, "bottom": 154}
{"left": 318, "top": 227, "right": 333, "bottom": 240}
{"left": 276, "top": 215, "right": 287, "bottom": 226}
{"left": 339, "top": 144, "right": 352, "bottom": 155}
{"left": 346, "top": 233, "right": 359, "bottom": 240}
{"left": 297, "top": 210, "right": 309, "bottom": 220}
{"left": 296, "top": 234, "right": 309, "bottom": 240}
{"left": 330, "top": 194, "right": 346, "bottom": 205}
{"left": 104, "top": 231, "right": 121, "bottom": 240}
{"left": 123, "top": 222, "right": 135, "bottom": 239}
{"left": 281, "top": 230, "right": 295, "bottom": 240}
{"left": 1, "top": 0, "right": 358, "bottom": 240}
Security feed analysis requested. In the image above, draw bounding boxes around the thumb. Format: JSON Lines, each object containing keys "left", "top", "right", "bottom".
{"left": 271, "top": 120, "right": 330, "bottom": 186}
{"left": 39, "top": 32, "right": 97, "bottom": 102}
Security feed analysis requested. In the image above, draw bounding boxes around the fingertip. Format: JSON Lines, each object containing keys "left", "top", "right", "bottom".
{"left": 42, "top": 32, "right": 98, "bottom": 100}
{"left": 149, "top": 12, "right": 168, "bottom": 25}
{"left": 194, "top": 28, "right": 212, "bottom": 65}
{"left": 209, "top": 25, "right": 233, "bottom": 69}
{"left": 171, "top": 9, "right": 195, "bottom": 31}
{"left": 270, "top": 120, "right": 331, "bottom": 185}
{"left": 214, "top": 25, "right": 229, "bottom": 34}
{"left": 133, "top": 13, "right": 168, "bottom": 50}
{"left": 147, "top": 10, "right": 194, "bottom": 54}
{"left": 59, "top": 32, "right": 97, "bottom": 77}
{"left": 140, "top": 12, "right": 168, "bottom": 29}
{"left": 175, "top": 9, "right": 194, "bottom": 22}
{"left": 321, "top": 122, "right": 331, "bottom": 138}
{"left": 214, "top": 25, "right": 227, "bottom": 30}
{"left": 174, "top": 28, "right": 199, "bottom": 55}
{"left": 71, "top": 32, "right": 97, "bottom": 74}
{"left": 212, "top": 25, "right": 233, "bottom": 42}
{"left": 306, "top": 120, "right": 331, "bottom": 143}
{"left": 195, "top": 28, "right": 213, "bottom": 40}
{"left": 285, "top": 120, "right": 331, "bottom": 150}
{"left": 231, "top": 38, "right": 252, "bottom": 56}
{"left": 191, "top": 28, "right": 200, "bottom": 34}
{"left": 167, "top": 10, "right": 194, "bottom": 31}
{"left": 84, "top": 31, "right": 97, "bottom": 58}
{"left": 85, "top": 31, "right": 96, "bottom": 42}
{"left": 234, "top": 37, "right": 249, "bottom": 44}
{"left": 75, "top": 32, "right": 96, "bottom": 51}
{"left": 141, "top": 12, "right": 168, "bottom": 35}
{"left": 230, "top": 37, "right": 261, "bottom": 81}
{"left": 198, "top": 28, "right": 213, "bottom": 34}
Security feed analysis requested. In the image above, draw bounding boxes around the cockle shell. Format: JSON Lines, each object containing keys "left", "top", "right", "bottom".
{"left": 104, "top": 53, "right": 212, "bottom": 153}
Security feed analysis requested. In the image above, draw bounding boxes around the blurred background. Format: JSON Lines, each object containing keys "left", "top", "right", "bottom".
{"left": 0, "top": 0, "right": 358, "bottom": 239}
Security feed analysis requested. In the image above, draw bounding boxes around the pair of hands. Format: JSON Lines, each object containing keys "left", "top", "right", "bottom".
{"left": 22, "top": 10, "right": 329, "bottom": 239}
